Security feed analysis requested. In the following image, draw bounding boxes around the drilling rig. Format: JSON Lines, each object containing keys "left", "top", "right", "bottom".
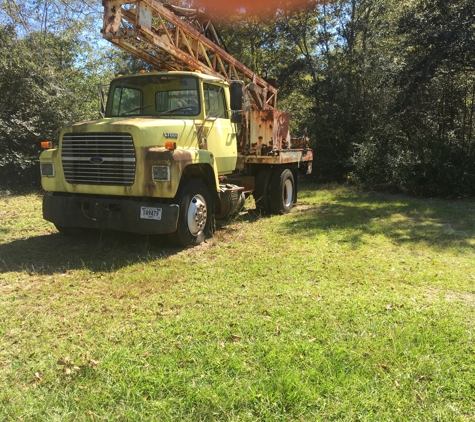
{"left": 39, "top": 0, "right": 313, "bottom": 246}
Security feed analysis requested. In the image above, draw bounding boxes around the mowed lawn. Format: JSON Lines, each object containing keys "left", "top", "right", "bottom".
{"left": 1, "top": 183, "right": 474, "bottom": 421}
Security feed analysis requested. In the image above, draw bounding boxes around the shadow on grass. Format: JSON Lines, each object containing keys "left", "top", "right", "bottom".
{"left": 0, "top": 229, "right": 185, "bottom": 275}
{"left": 285, "top": 189, "right": 475, "bottom": 251}
{"left": 2, "top": 189, "right": 474, "bottom": 275}
{"left": 0, "top": 206, "right": 266, "bottom": 276}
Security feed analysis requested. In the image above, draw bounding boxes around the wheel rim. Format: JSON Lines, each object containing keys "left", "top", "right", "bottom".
{"left": 187, "top": 194, "right": 208, "bottom": 236}
{"left": 283, "top": 178, "right": 293, "bottom": 208}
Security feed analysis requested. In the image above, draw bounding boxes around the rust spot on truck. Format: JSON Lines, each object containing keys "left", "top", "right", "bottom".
{"left": 244, "top": 149, "right": 313, "bottom": 166}
{"left": 143, "top": 147, "right": 193, "bottom": 197}
{"left": 249, "top": 110, "right": 291, "bottom": 155}
{"left": 102, "top": 2, "right": 122, "bottom": 35}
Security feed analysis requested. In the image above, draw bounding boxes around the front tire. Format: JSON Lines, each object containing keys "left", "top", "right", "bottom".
{"left": 269, "top": 168, "right": 295, "bottom": 214}
{"left": 168, "top": 180, "right": 212, "bottom": 247}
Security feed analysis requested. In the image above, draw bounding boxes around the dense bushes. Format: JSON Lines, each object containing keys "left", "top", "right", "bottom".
{"left": 272, "top": 0, "right": 475, "bottom": 197}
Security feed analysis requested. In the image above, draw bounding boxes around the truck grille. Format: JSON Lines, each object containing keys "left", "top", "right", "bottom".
{"left": 61, "top": 133, "right": 136, "bottom": 186}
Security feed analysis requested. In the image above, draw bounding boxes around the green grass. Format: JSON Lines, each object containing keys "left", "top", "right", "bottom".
{"left": 1, "top": 183, "right": 475, "bottom": 421}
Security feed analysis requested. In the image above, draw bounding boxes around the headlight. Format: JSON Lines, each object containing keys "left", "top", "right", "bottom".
{"left": 152, "top": 165, "right": 170, "bottom": 181}
{"left": 40, "top": 162, "right": 55, "bottom": 177}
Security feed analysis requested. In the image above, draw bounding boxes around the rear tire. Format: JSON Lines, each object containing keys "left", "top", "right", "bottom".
{"left": 253, "top": 168, "right": 272, "bottom": 213}
{"left": 167, "top": 180, "right": 212, "bottom": 247}
{"left": 269, "top": 168, "right": 295, "bottom": 214}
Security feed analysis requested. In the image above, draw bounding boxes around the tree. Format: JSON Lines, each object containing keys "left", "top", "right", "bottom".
{"left": 0, "top": 1, "right": 116, "bottom": 189}
{"left": 352, "top": 0, "right": 475, "bottom": 196}
{"left": 0, "top": 25, "right": 112, "bottom": 189}
{"left": 274, "top": 0, "right": 390, "bottom": 181}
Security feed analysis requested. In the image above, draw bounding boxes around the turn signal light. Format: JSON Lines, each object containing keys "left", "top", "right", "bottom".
{"left": 41, "top": 141, "right": 53, "bottom": 149}
{"left": 165, "top": 141, "right": 176, "bottom": 150}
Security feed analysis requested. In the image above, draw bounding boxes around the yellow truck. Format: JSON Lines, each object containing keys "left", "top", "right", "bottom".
{"left": 40, "top": 0, "right": 312, "bottom": 246}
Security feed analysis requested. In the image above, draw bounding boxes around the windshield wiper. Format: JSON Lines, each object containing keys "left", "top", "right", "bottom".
{"left": 120, "top": 104, "right": 152, "bottom": 116}
{"left": 157, "top": 106, "right": 194, "bottom": 117}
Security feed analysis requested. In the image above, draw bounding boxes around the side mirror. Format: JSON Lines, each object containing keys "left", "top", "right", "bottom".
{"left": 230, "top": 82, "right": 243, "bottom": 111}
{"left": 230, "top": 111, "right": 243, "bottom": 124}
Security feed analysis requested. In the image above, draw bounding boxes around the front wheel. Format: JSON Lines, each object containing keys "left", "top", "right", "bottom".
{"left": 168, "top": 180, "right": 212, "bottom": 247}
{"left": 269, "top": 168, "right": 295, "bottom": 214}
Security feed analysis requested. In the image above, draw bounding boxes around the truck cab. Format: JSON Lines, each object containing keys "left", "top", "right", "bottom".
{"left": 40, "top": 71, "right": 240, "bottom": 245}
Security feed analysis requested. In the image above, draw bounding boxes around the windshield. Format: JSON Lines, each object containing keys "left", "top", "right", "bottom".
{"left": 105, "top": 75, "right": 200, "bottom": 118}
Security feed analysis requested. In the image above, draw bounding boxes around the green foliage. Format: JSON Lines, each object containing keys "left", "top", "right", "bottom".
{"left": 272, "top": 0, "right": 391, "bottom": 182}
{"left": 0, "top": 0, "right": 113, "bottom": 190}
{"left": 0, "top": 24, "right": 112, "bottom": 189}
{"left": 351, "top": 0, "right": 475, "bottom": 196}
{"left": 263, "top": 0, "right": 475, "bottom": 196}
{"left": 397, "top": 0, "right": 475, "bottom": 85}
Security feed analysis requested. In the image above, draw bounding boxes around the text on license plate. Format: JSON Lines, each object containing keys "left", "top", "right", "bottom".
{"left": 140, "top": 206, "right": 162, "bottom": 220}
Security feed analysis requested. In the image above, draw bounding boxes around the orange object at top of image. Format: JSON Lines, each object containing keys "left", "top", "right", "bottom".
{"left": 198, "top": 0, "right": 319, "bottom": 15}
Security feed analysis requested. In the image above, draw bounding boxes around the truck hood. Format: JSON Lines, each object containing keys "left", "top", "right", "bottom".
{"left": 62, "top": 117, "right": 199, "bottom": 148}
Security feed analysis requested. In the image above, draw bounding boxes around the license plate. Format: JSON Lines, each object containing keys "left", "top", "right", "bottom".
{"left": 140, "top": 206, "right": 162, "bottom": 220}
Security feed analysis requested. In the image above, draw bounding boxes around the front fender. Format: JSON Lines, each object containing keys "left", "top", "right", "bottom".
{"left": 143, "top": 147, "right": 218, "bottom": 198}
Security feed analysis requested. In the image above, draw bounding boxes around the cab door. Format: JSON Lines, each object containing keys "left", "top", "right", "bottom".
{"left": 202, "top": 83, "right": 237, "bottom": 175}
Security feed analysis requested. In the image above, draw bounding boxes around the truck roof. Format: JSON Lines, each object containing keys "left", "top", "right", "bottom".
{"left": 111, "top": 71, "right": 227, "bottom": 84}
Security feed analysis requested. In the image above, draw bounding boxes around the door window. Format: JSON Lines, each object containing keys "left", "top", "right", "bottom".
{"left": 204, "top": 84, "right": 227, "bottom": 118}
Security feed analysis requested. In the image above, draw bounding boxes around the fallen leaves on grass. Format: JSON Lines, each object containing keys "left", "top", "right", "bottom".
{"left": 415, "top": 375, "right": 432, "bottom": 383}
{"left": 414, "top": 389, "right": 424, "bottom": 402}
{"left": 57, "top": 356, "right": 99, "bottom": 375}
{"left": 31, "top": 371, "right": 43, "bottom": 387}
{"left": 230, "top": 334, "right": 242, "bottom": 341}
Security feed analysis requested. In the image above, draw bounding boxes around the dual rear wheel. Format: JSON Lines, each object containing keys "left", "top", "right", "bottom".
{"left": 253, "top": 168, "right": 295, "bottom": 215}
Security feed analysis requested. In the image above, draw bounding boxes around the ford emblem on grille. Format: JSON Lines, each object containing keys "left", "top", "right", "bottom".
{"left": 90, "top": 156, "right": 104, "bottom": 164}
